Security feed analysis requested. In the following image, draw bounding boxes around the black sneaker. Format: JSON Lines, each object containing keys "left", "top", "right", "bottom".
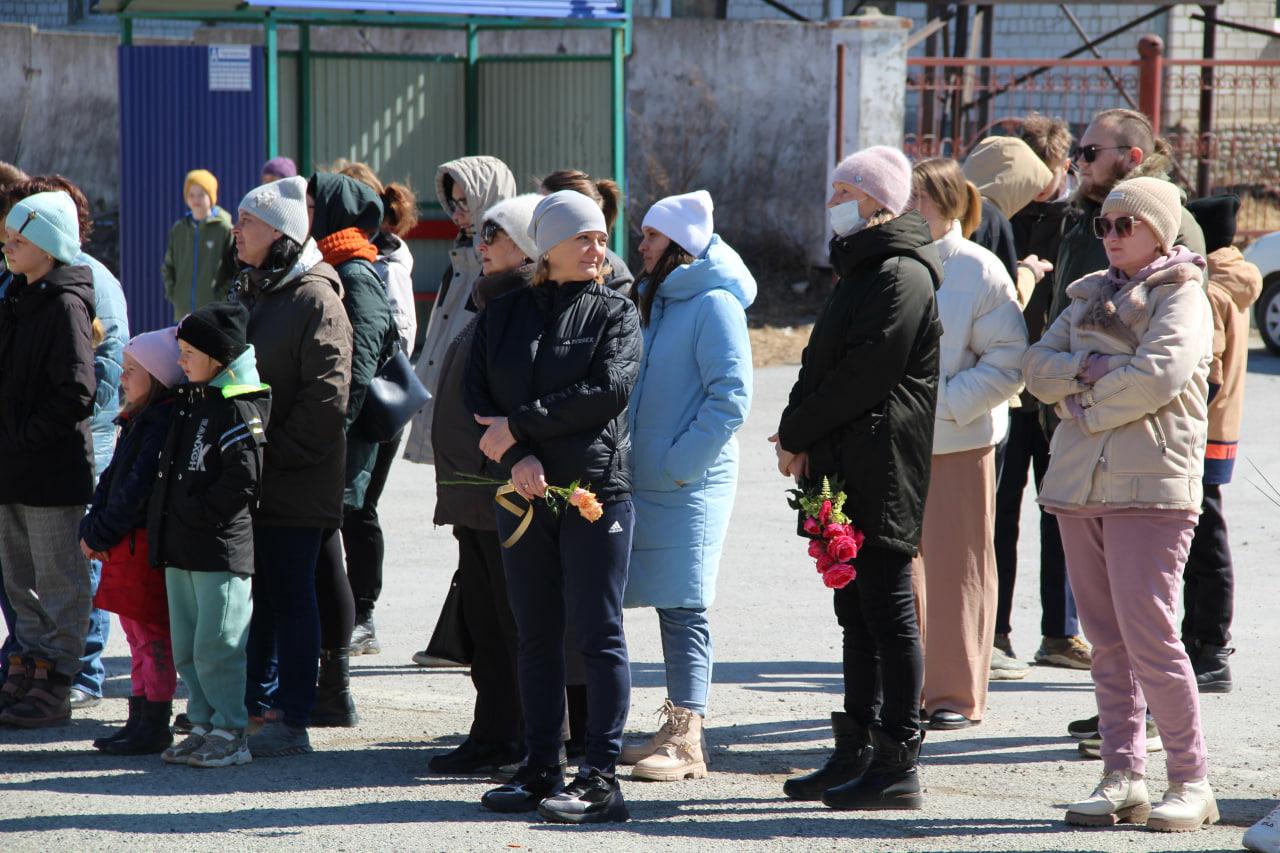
{"left": 1067, "top": 714, "right": 1099, "bottom": 740}
{"left": 429, "top": 737, "right": 524, "bottom": 775}
{"left": 481, "top": 763, "right": 565, "bottom": 813}
{"left": 537, "top": 768, "right": 630, "bottom": 824}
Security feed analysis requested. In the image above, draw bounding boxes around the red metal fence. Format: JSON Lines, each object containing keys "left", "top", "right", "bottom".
{"left": 904, "top": 48, "right": 1280, "bottom": 238}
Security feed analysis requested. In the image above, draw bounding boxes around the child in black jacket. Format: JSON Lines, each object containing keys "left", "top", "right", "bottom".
{"left": 150, "top": 302, "right": 270, "bottom": 768}
{"left": 80, "top": 328, "right": 186, "bottom": 755}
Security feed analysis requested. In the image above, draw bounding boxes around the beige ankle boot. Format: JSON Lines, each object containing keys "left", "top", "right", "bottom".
{"left": 1148, "top": 779, "right": 1219, "bottom": 832}
{"left": 620, "top": 699, "right": 676, "bottom": 765}
{"left": 631, "top": 705, "right": 708, "bottom": 782}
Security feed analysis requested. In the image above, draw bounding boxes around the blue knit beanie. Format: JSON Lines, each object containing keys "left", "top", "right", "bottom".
{"left": 5, "top": 191, "right": 81, "bottom": 265}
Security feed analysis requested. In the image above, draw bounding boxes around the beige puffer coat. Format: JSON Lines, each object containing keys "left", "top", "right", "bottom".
{"left": 1022, "top": 257, "right": 1212, "bottom": 512}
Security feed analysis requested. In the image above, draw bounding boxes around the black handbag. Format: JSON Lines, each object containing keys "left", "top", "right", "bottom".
{"left": 424, "top": 570, "right": 473, "bottom": 665}
{"left": 356, "top": 347, "right": 430, "bottom": 443}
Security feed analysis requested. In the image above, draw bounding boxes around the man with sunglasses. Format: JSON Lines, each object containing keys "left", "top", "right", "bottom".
{"left": 1049, "top": 108, "right": 1206, "bottom": 330}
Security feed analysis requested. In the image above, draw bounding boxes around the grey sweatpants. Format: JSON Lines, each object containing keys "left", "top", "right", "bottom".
{"left": 0, "top": 504, "right": 92, "bottom": 676}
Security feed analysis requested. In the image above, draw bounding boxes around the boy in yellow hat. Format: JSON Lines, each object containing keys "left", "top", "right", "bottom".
{"left": 161, "top": 169, "right": 234, "bottom": 322}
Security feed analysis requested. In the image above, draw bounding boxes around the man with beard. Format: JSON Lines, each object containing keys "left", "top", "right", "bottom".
{"left": 1050, "top": 108, "right": 1206, "bottom": 325}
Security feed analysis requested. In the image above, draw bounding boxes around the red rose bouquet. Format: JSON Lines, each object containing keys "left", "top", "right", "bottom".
{"left": 787, "top": 477, "right": 865, "bottom": 590}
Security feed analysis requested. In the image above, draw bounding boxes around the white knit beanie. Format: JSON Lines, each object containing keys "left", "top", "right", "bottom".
{"left": 479, "top": 194, "right": 540, "bottom": 262}
{"left": 238, "top": 176, "right": 310, "bottom": 245}
{"left": 1101, "top": 177, "right": 1182, "bottom": 251}
{"left": 642, "top": 190, "right": 715, "bottom": 258}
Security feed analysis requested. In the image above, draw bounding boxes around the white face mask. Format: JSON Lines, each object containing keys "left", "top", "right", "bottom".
{"left": 829, "top": 200, "right": 865, "bottom": 237}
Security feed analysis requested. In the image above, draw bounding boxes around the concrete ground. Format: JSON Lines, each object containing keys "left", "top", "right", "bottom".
{"left": 2, "top": 350, "right": 1278, "bottom": 852}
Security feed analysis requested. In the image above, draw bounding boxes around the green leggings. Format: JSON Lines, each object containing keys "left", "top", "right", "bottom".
{"left": 166, "top": 568, "right": 251, "bottom": 732}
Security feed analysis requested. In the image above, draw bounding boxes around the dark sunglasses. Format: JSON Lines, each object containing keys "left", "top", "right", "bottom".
{"left": 448, "top": 195, "right": 470, "bottom": 215}
{"left": 1093, "top": 215, "right": 1137, "bottom": 239}
{"left": 1072, "top": 144, "right": 1129, "bottom": 164}
{"left": 480, "top": 220, "right": 505, "bottom": 246}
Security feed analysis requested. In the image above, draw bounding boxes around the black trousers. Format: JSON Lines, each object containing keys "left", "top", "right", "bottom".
{"left": 498, "top": 499, "right": 633, "bottom": 773}
{"left": 833, "top": 544, "right": 922, "bottom": 742}
{"left": 315, "top": 528, "right": 357, "bottom": 651}
{"left": 1181, "top": 484, "right": 1234, "bottom": 648}
{"left": 454, "top": 525, "right": 522, "bottom": 743}
{"left": 993, "top": 409, "right": 1078, "bottom": 639}
{"left": 344, "top": 431, "right": 402, "bottom": 621}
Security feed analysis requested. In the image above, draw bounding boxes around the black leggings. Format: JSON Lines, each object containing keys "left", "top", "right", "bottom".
{"left": 316, "top": 527, "right": 356, "bottom": 651}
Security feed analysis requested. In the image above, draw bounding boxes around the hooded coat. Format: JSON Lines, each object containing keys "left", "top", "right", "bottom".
{"left": 81, "top": 251, "right": 129, "bottom": 479}
{"left": 624, "top": 236, "right": 755, "bottom": 610}
{"left": 373, "top": 231, "right": 417, "bottom": 356}
{"left": 1204, "top": 246, "right": 1262, "bottom": 484}
{"left": 308, "top": 173, "right": 398, "bottom": 510}
{"left": 963, "top": 136, "right": 1053, "bottom": 284}
{"left": 778, "top": 213, "right": 943, "bottom": 556}
{"left": 0, "top": 263, "right": 98, "bottom": 506}
{"left": 404, "top": 156, "right": 517, "bottom": 465}
{"left": 235, "top": 239, "right": 353, "bottom": 529}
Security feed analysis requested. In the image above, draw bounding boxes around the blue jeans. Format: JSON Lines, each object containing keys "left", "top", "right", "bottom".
{"left": 656, "top": 607, "right": 712, "bottom": 717}
{"left": 245, "top": 525, "right": 322, "bottom": 728}
{"left": 0, "top": 558, "right": 109, "bottom": 692}
{"left": 75, "top": 560, "right": 110, "bottom": 696}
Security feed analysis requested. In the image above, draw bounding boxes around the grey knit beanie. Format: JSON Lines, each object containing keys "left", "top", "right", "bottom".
{"left": 238, "top": 176, "right": 310, "bottom": 245}
{"left": 529, "top": 190, "right": 607, "bottom": 258}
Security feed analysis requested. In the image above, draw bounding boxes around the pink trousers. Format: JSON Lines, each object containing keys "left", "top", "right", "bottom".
{"left": 121, "top": 616, "right": 176, "bottom": 702}
{"left": 1057, "top": 513, "right": 1207, "bottom": 781}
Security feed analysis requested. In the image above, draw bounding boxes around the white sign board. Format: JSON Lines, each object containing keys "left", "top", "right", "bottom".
{"left": 209, "top": 45, "right": 252, "bottom": 92}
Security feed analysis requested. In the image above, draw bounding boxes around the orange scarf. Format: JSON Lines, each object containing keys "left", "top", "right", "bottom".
{"left": 317, "top": 227, "right": 378, "bottom": 266}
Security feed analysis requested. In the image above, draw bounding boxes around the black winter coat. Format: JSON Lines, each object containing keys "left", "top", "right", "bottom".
{"left": 970, "top": 198, "right": 1018, "bottom": 283}
{"left": 1010, "top": 200, "right": 1068, "bottom": 409}
{"left": 81, "top": 394, "right": 175, "bottom": 552}
{"left": 0, "top": 264, "right": 97, "bottom": 506}
{"left": 434, "top": 267, "right": 529, "bottom": 529}
{"left": 148, "top": 381, "right": 271, "bottom": 575}
{"left": 465, "top": 278, "right": 642, "bottom": 503}
{"left": 778, "top": 212, "right": 943, "bottom": 556}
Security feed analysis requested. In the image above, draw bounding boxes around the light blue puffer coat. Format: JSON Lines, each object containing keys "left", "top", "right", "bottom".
{"left": 624, "top": 235, "right": 755, "bottom": 611}
{"left": 79, "top": 252, "right": 129, "bottom": 481}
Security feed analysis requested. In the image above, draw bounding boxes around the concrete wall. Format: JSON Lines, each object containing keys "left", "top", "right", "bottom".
{"left": 0, "top": 23, "right": 119, "bottom": 210}
{"left": 627, "top": 14, "right": 909, "bottom": 265}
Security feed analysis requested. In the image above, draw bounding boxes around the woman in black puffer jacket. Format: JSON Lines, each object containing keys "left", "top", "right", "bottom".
{"left": 773, "top": 147, "right": 942, "bottom": 812}
{"left": 465, "top": 191, "right": 640, "bottom": 825}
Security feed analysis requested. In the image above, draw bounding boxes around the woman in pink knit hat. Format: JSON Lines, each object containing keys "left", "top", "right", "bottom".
{"left": 773, "top": 145, "right": 943, "bottom": 811}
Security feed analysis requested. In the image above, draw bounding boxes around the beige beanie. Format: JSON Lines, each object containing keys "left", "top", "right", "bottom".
{"left": 1101, "top": 177, "right": 1182, "bottom": 251}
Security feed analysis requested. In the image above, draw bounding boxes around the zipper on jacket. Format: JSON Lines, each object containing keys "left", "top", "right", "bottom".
{"left": 1147, "top": 415, "right": 1168, "bottom": 456}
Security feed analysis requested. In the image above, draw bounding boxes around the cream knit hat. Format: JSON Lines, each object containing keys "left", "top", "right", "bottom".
{"left": 1101, "top": 177, "right": 1182, "bottom": 251}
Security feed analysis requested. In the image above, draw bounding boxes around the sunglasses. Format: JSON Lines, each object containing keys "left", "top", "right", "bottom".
{"left": 448, "top": 195, "right": 470, "bottom": 214}
{"left": 480, "top": 221, "right": 505, "bottom": 246}
{"left": 1072, "top": 144, "right": 1129, "bottom": 164}
{"left": 1093, "top": 215, "right": 1137, "bottom": 239}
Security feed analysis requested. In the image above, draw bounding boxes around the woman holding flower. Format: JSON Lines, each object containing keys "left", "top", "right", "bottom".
{"left": 619, "top": 191, "right": 755, "bottom": 784}
{"left": 773, "top": 146, "right": 942, "bottom": 811}
{"left": 465, "top": 190, "right": 642, "bottom": 824}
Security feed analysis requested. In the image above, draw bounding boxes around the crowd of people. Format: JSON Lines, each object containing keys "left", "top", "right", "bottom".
{"left": 0, "top": 102, "right": 1275, "bottom": 847}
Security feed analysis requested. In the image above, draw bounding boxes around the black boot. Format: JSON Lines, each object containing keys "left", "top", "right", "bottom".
{"left": 104, "top": 700, "right": 174, "bottom": 755}
{"left": 1193, "top": 643, "right": 1234, "bottom": 694}
{"left": 94, "top": 695, "right": 144, "bottom": 750}
{"left": 822, "top": 725, "right": 924, "bottom": 811}
{"left": 481, "top": 762, "right": 565, "bottom": 813}
{"left": 311, "top": 648, "right": 359, "bottom": 727}
{"left": 428, "top": 737, "right": 525, "bottom": 775}
{"left": 783, "top": 712, "right": 872, "bottom": 801}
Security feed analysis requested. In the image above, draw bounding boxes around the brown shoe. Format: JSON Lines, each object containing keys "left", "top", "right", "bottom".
{"left": 0, "top": 655, "right": 31, "bottom": 711}
{"left": 0, "top": 658, "right": 71, "bottom": 728}
{"left": 1036, "top": 636, "right": 1093, "bottom": 670}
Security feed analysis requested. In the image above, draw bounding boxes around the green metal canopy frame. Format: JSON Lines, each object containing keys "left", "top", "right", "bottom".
{"left": 99, "top": 0, "right": 632, "bottom": 253}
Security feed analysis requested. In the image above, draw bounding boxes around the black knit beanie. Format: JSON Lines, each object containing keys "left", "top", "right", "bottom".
{"left": 177, "top": 301, "right": 249, "bottom": 367}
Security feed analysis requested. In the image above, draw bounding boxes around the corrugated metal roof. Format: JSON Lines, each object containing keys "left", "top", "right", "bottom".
{"left": 97, "top": 0, "right": 627, "bottom": 20}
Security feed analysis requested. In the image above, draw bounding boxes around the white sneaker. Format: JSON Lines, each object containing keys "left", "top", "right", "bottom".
{"left": 1148, "top": 779, "right": 1218, "bottom": 832}
{"left": 1065, "top": 769, "right": 1150, "bottom": 826}
{"left": 1244, "top": 801, "right": 1280, "bottom": 853}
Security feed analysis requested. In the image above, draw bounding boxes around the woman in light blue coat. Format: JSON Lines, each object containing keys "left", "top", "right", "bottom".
{"left": 621, "top": 191, "right": 754, "bottom": 782}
